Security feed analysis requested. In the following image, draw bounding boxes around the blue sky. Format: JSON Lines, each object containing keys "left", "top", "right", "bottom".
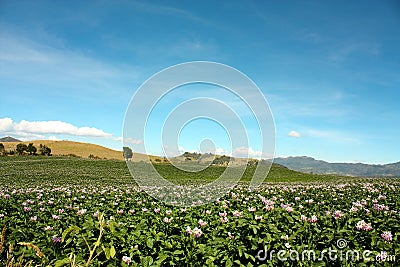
{"left": 1, "top": 0, "right": 399, "bottom": 164}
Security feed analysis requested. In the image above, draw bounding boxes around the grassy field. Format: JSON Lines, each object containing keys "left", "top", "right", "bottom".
{"left": 0, "top": 156, "right": 355, "bottom": 187}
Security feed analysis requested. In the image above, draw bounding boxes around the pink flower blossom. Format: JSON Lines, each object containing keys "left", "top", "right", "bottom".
{"left": 333, "top": 210, "right": 344, "bottom": 220}
{"left": 309, "top": 215, "right": 318, "bottom": 223}
{"left": 198, "top": 219, "right": 207, "bottom": 227}
{"left": 381, "top": 231, "right": 392, "bottom": 242}
{"left": 52, "top": 236, "right": 62, "bottom": 243}
{"left": 220, "top": 217, "right": 228, "bottom": 223}
{"left": 265, "top": 205, "right": 274, "bottom": 211}
{"left": 192, "top": 227, "right": 202, "bottom": 238}
{"left": 373, "top": 204, "right": 389, "bottom": 211}
{"left": 77, "top": 209, "right": 87, "bottom": 215}
{"left": 285, "top": 206, "right": 294, "bottom": 212}
{"left": 355, "top": 220, "right": 372, "bottom": 231}
{"left": 349, "top": 207, "right": 358, "bottom": 213}
{"left": 163, "top": 217, "right": 173, "bottom": 224}
{"left": 219, "top": 211, "right": 227, "bottom": 217}
{"left": 122, "top": 256, "right": 132, "bottom": 265}
{"left": 232, "top": 211, "right": 242, "bottom": 217}
{"left": 228, "top": 232, "right": 234, "bottom": 239}
{"left": 185, "top": 226, "right": 192, "bottom": 235}
{"left": 325, "top": 211, "right": 331, "bottom": 216}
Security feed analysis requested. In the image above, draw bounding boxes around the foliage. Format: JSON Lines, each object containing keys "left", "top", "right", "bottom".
{"left": 16, "top": 144, "right": 28, "bottom": 155}
{"left": 0, "top": 157, "right": 399, "bottom": 266}
{"left": 183, "top": 152, "right": 201, "bottom": 160}
{"left": 88, "top": 154, "right": 101, "bottom": 160}
{"left": 26, "top": 143, "right": 37, "bottom": 156}
{"left": 39, "top": 145, "right": 52, "bottom": 156}
{"left": 123, "top": 147, "right": 133, "bottom": 161}
{"left": 212, "top": 155, "right": 231, "bottom": 166}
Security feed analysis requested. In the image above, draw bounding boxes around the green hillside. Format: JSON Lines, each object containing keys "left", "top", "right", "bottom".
{"left": 0, "top": 156, "right": 355, "bottom": 187}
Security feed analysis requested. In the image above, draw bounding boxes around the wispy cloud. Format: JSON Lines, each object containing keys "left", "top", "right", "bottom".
{"left": 306, "top": 129, "right": 361, "bottom": 144}
{"left": 327, "top": 42, "right": 380, "bottom": 63}
{"left": 0, "top": 32, "right": 138, "bottom": 98}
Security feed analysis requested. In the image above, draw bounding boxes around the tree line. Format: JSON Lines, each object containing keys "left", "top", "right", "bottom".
{"left": 0, "top": 143, "right": 52, "bottom": 156}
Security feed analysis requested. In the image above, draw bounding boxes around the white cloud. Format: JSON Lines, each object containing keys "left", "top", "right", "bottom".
{"left": 0, "top": 117, "right": 113, "bottom": 139}
{"left": 0, "top": 117, "right": 13, "bottom": 132}
{"left": 232, "top": 147, "right": 263, "bottom": 159}
{"left": 48, "top": 136, "right": 59, "bottom": 141}
{"left": 288, "top": 130, "right": 301, "bottom": 138}
{"left": 215, "top": 147, "right": 227, "bottom": 155}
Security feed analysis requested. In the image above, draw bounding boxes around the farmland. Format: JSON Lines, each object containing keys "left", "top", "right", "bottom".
{"left": 0, "top": 156, "right": 399, "bottom": 266}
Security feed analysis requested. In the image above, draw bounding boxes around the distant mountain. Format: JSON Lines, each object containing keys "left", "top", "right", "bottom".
{"left": 0, "top": 136, "right": 22, "bottom": 142}
{"left": 274, "top": 156, "right": 400, "bottom": 177}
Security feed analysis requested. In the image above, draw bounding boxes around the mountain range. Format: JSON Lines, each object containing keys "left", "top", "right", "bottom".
{"left": 274, "top": 156, "right": 400, "bottom": 177}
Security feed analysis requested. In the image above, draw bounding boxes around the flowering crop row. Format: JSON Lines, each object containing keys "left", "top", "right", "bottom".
{"left": 0, "top": 157, "right": 399, "bottom": 266}
{"left": 1, "top": 178, "right": 399, "bottom": 266}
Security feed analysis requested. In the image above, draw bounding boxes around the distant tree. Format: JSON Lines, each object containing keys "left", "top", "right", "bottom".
{"left": 26, "top": 143, "right": 37, "bottom": 155}
{"left": 0, "top": 143, "right": 4, "bottom": 155}
{"left": 39, "top": 144, "right": 52, "bottom": 156}
{"left": 247, "top": 159, "right": 258, "bottom": 167}
{"left": 212, "top": 155, "right": 231, "bottom": 165}
{"left": 123, "top": 146, "right": 133, "bottom": 160}
{"left": 16, "top": 143, "right": 28, "bottom": 155}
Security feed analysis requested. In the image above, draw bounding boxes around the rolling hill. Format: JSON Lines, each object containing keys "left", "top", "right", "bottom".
{"left": 1, "top": 139, "right": 161, "bottom": 161}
